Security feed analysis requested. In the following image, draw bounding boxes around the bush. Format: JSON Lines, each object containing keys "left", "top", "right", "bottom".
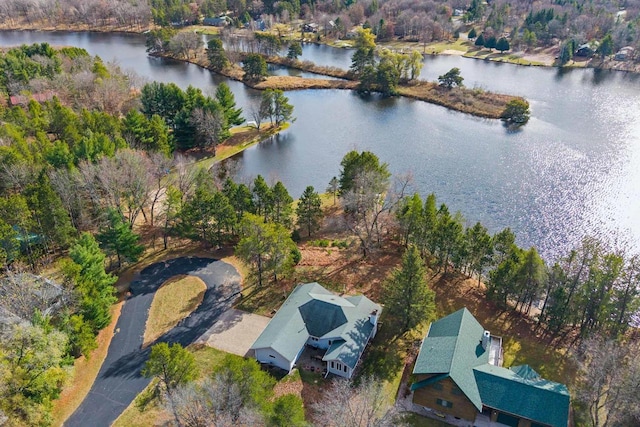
{"left": 311, "top": 239, "right": 330, "bottom": 247}
{"left": 290, "top": 247, "right": 302, "bottom": 265}
{"left": 291, "top": 229, "right": 301, "bottom": 243}
{"left": 331, "top": 240, "right": 349, "bottom": 249}
{"left": 501, "top": 98, "right": 531, "bottom": 124}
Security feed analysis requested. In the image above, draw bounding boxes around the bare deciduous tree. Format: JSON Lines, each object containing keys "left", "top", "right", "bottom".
{"left": 191, "top": 108, "right": 225, "bottom": 151}
{"left": 575, "top": 336, "right": 640, "bottom": 427}
{"left": 147, "top": 152, "right": 173, "bottom": 228}
{"left": 342, "top": 172, "right": 411, "bottom": 257}
{"left": 312, "top": 376, "right": 402, "bottom": 427}
{"left": 169, "top": 377, "right": 263, "bottom": 427}
{"left": 168, "top": 32, "right": 203, "bottom": 60}
{"left": 0, "top": 273, "right": 71, "bottom": 320}
{"left": 79, "top": 149, "right": 154, "bottom": 227}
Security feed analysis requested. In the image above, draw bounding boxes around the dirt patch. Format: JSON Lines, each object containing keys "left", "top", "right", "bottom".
{"left": 294, "top": 240, "right": 401, "bottom": 304}
{"left": 273, "top": 371, "right": 305, "bottom": 399}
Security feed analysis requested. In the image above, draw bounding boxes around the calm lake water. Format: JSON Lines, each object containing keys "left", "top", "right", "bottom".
{"left": 1, "top": 31, "right": 639, "bottom": 259}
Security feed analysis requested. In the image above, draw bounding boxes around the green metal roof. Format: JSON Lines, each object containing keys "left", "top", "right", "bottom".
{"left": 410, "top": 373, "right": 450, "bottom": 391}
{"left": 412, "top": 308, "right": 570, "bottom": 426}
{"left": 251, "top": 283, "right": 381, "bottom": 369}
{"left": 413, "top": 308, "right": 488, "bottom": 411}
{"left": 474, "top": 364, "right": 570, "bottom": 427}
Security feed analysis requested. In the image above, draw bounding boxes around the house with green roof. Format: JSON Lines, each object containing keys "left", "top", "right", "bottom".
{"left": 411, "top": 308, "right": 570, "bottom": 427}
{"left": 250, "top": 282, "right": 381, "bottom": 378}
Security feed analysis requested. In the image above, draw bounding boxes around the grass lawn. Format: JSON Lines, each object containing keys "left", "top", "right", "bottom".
{"left": 236, "top": 282, "right": 289, "bottom": 316}
{"left": 381, "top": 38, "right": 471, "bottom": 55}
{"left": 187, "top": 123, "right": 287, "bottom": 172}
{"left": 143, "top": 275, "right": 207, "bottom": 346}
{"left": 113, "top": 346, "right": 235, "bottom": 426}
{"left": 358, "top": 312, "right": 432, "bottom": 406}
{"left": 463, "top": 48, "right": 545, "bottom": 66}
{"left": 184, "top": 25, "right": 220, "bottom": 35}
{"left": 402, "top": 413, "right": 451, "bottom": 427}
{"left": 50, "top": 302, "right": 124, "bottom": 427}
{"left": 299, "top": 368, "right": 324, "bottom": 385}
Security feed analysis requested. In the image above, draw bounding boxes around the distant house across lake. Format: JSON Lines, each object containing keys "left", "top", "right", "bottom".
{"left": 203, "top": 16, "right": 231, "bottom": 27}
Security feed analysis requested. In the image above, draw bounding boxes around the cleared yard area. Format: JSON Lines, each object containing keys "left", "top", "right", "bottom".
{"left": 197, "top": 308, "right": 271, "bottom": 356}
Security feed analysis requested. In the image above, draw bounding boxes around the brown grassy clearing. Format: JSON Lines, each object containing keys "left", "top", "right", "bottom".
{"left": 50, "top": 302, "right": 124, "bottom": 427}
{"left": 264, "top": 56, "right": 352, "bottom": 79}
{"left": 397, "top": 82, "right": 521, "bottom": 119}
{"left": 142, "top": 275, "right": 207, "bottom": 347}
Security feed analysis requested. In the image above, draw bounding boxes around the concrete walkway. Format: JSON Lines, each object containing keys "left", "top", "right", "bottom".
{"left": 197, "top": 308, "right": 270, "bottom": 356}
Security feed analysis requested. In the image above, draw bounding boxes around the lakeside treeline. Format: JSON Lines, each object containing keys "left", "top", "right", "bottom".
{"left": 2, "top": 0, "right": 640, "bottom": 67}
{"left": 395, "top": 191, "right": 640, "bottom": 343}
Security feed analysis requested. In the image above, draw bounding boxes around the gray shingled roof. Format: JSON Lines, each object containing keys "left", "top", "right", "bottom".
{"left": 251, "top": 282, "right": 381, "bottom": 369}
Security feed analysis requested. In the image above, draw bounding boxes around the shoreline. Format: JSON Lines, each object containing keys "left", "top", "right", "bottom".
{"left": 2, "top": 25, "right": 638, "bottom": 74}
{"left": 153, "top": 51, "right": 520, "bottom": 119}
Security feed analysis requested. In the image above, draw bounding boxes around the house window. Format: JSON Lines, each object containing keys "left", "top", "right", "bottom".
{"left": 436, "top": 399, "right": 453, "bottom": 408}
{"left": 311, "top": 337, "right": 318, "bottom": 341}
{"left": 452, "top": 386, "right": 463, "bottom": 395}
{"left": 269, "top": 355, "right": 275, "bottom": 358}
{"left": 432, "top": 382, "right": 443, "bottom": 391}
{"left": 331, "top": 361, "right": 335, "bottom": 369}
{"left": 343, "top": 365, "right": 347, "bottom": 373}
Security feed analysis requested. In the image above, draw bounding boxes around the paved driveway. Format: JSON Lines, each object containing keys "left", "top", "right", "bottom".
{"left": 66, "top": 257, "right": 241, "bottom": 427}
{"left": 197, "top": 308, "right": 270, "bottom": 356}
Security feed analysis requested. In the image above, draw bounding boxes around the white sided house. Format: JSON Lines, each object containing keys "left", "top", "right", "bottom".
{"left": 250, "top": 282, "right": 381, "bottom": 379}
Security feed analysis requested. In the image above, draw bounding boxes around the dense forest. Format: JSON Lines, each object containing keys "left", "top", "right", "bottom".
{"left": 2, "top": 0, "right": 639, "bottom": 62}
{"left": 0, "top": 43, "right": 256, "bottom": 424}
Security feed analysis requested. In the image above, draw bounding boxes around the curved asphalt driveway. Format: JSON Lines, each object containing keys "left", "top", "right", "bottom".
{"left": 66, "top": 257, "right": 241, "bottom": 427}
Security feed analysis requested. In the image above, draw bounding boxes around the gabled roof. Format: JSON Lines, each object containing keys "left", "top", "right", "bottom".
{"left": 474, "top": 364, "right": 570, "bottom": 427}
{"left": 413, "top": 308, "right": 488, "bottom": 410}
{"left": 412, "top": 308, "right": 570, "bottom": 427}
{"left": 251, "top": 283, "right": 381, "bottom": 369}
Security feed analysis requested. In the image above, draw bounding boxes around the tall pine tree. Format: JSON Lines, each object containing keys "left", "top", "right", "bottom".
{"left": 383, "top": 245, "right": 435, "bottom": 332}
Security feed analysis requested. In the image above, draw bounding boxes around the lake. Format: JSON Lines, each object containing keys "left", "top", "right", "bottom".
{"left": 1, "top": 30, "right": 639, "bottom": 259}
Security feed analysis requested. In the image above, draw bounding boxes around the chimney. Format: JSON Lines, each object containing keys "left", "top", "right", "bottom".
{"left": 482, "top": 330, "right": 491, "bottom": 350}
{"left": 369, "top": 310, "right": 379, "bottom": 326}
